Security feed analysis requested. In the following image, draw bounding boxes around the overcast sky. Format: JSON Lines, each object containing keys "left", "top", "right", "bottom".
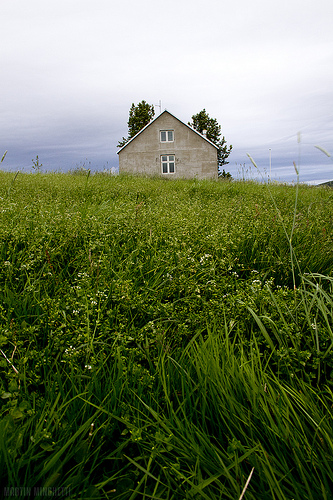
{"left": 1, "top": 0, "right": 333, "bottom": 183}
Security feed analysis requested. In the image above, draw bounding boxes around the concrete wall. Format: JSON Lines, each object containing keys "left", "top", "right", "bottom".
{"left": 118, "top": 112, "right": 218, "bottom": 180}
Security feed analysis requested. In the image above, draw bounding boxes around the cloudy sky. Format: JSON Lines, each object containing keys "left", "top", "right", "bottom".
{"left": 1, "top": 0, "right": 333, "bottom": 183}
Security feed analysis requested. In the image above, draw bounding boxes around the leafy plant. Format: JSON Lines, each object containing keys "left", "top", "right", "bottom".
{"left": 31, "top": 155, "right": 42, "bottom": 173}
{"left": 0, "top": 172, "right": 332, "bottom": 497}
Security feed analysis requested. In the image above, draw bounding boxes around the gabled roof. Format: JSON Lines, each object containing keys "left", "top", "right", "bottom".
{"left": 117, "top": 110, "right": 219, "bottom": 153}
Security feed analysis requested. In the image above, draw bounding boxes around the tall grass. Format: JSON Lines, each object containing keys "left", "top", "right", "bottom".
{"left": 0, "top": 171, "right": 332, "bottom": 498}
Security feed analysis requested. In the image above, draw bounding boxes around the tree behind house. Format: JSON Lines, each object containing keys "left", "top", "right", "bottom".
{"left": 117, "top": 100, "right": 155, "bottom": 148}
{"left": 189, "top": 109, "right": 232, "bottom": 171}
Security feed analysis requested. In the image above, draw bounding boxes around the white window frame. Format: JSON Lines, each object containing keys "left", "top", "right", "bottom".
{"left": 161, "top": 154, "right": 175, "bottom": 174}
{"left": 160, "top": 130, "right": 174, "bottom": 142}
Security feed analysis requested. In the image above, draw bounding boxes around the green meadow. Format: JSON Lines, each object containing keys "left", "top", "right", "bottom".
{"left": 0, "top": 170, "right": 333, "bottom": 499}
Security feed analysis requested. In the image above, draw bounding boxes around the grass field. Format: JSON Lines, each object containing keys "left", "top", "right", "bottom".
{"left": 0, "top": 171, "right": 333, "bottom": 499}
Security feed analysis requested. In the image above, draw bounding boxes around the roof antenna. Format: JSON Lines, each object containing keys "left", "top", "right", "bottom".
{"left": 155, "top": 100, "right": 162, "bottom": 115}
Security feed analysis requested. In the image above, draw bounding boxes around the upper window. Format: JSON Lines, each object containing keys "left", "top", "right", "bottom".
{"left": 160, "top": 130, "right": 174, "bottom": 142}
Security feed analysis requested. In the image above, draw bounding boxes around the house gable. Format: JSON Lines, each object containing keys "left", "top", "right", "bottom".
{"left": 117, "top": 110, "right": 218, "bottom": 180}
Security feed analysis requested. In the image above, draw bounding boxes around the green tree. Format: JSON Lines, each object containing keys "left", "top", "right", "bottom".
{"left": 118, "top": 100, "right": 155, "bottom": 148}
{"left": 188, "top": 109, "right": 232, "bottom": 173}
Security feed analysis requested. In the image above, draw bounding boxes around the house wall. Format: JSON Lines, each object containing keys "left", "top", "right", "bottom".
{"left": 118, "top": 112, "right": 218, "bottom": 180}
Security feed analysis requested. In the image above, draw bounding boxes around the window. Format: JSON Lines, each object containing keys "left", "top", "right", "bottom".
{"left": 160, "top": 130, "right": 174, "bottom": 142}
{"left": 161, "top": 155, "right": 175, "bottom": 174}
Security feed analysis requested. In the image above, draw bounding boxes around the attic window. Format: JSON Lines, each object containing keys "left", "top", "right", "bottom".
{"left": 160, "top": 130, "right": 174, "bottom": 142}
{"left": 161, "top": 155, "right": 175, "bottom": 174}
